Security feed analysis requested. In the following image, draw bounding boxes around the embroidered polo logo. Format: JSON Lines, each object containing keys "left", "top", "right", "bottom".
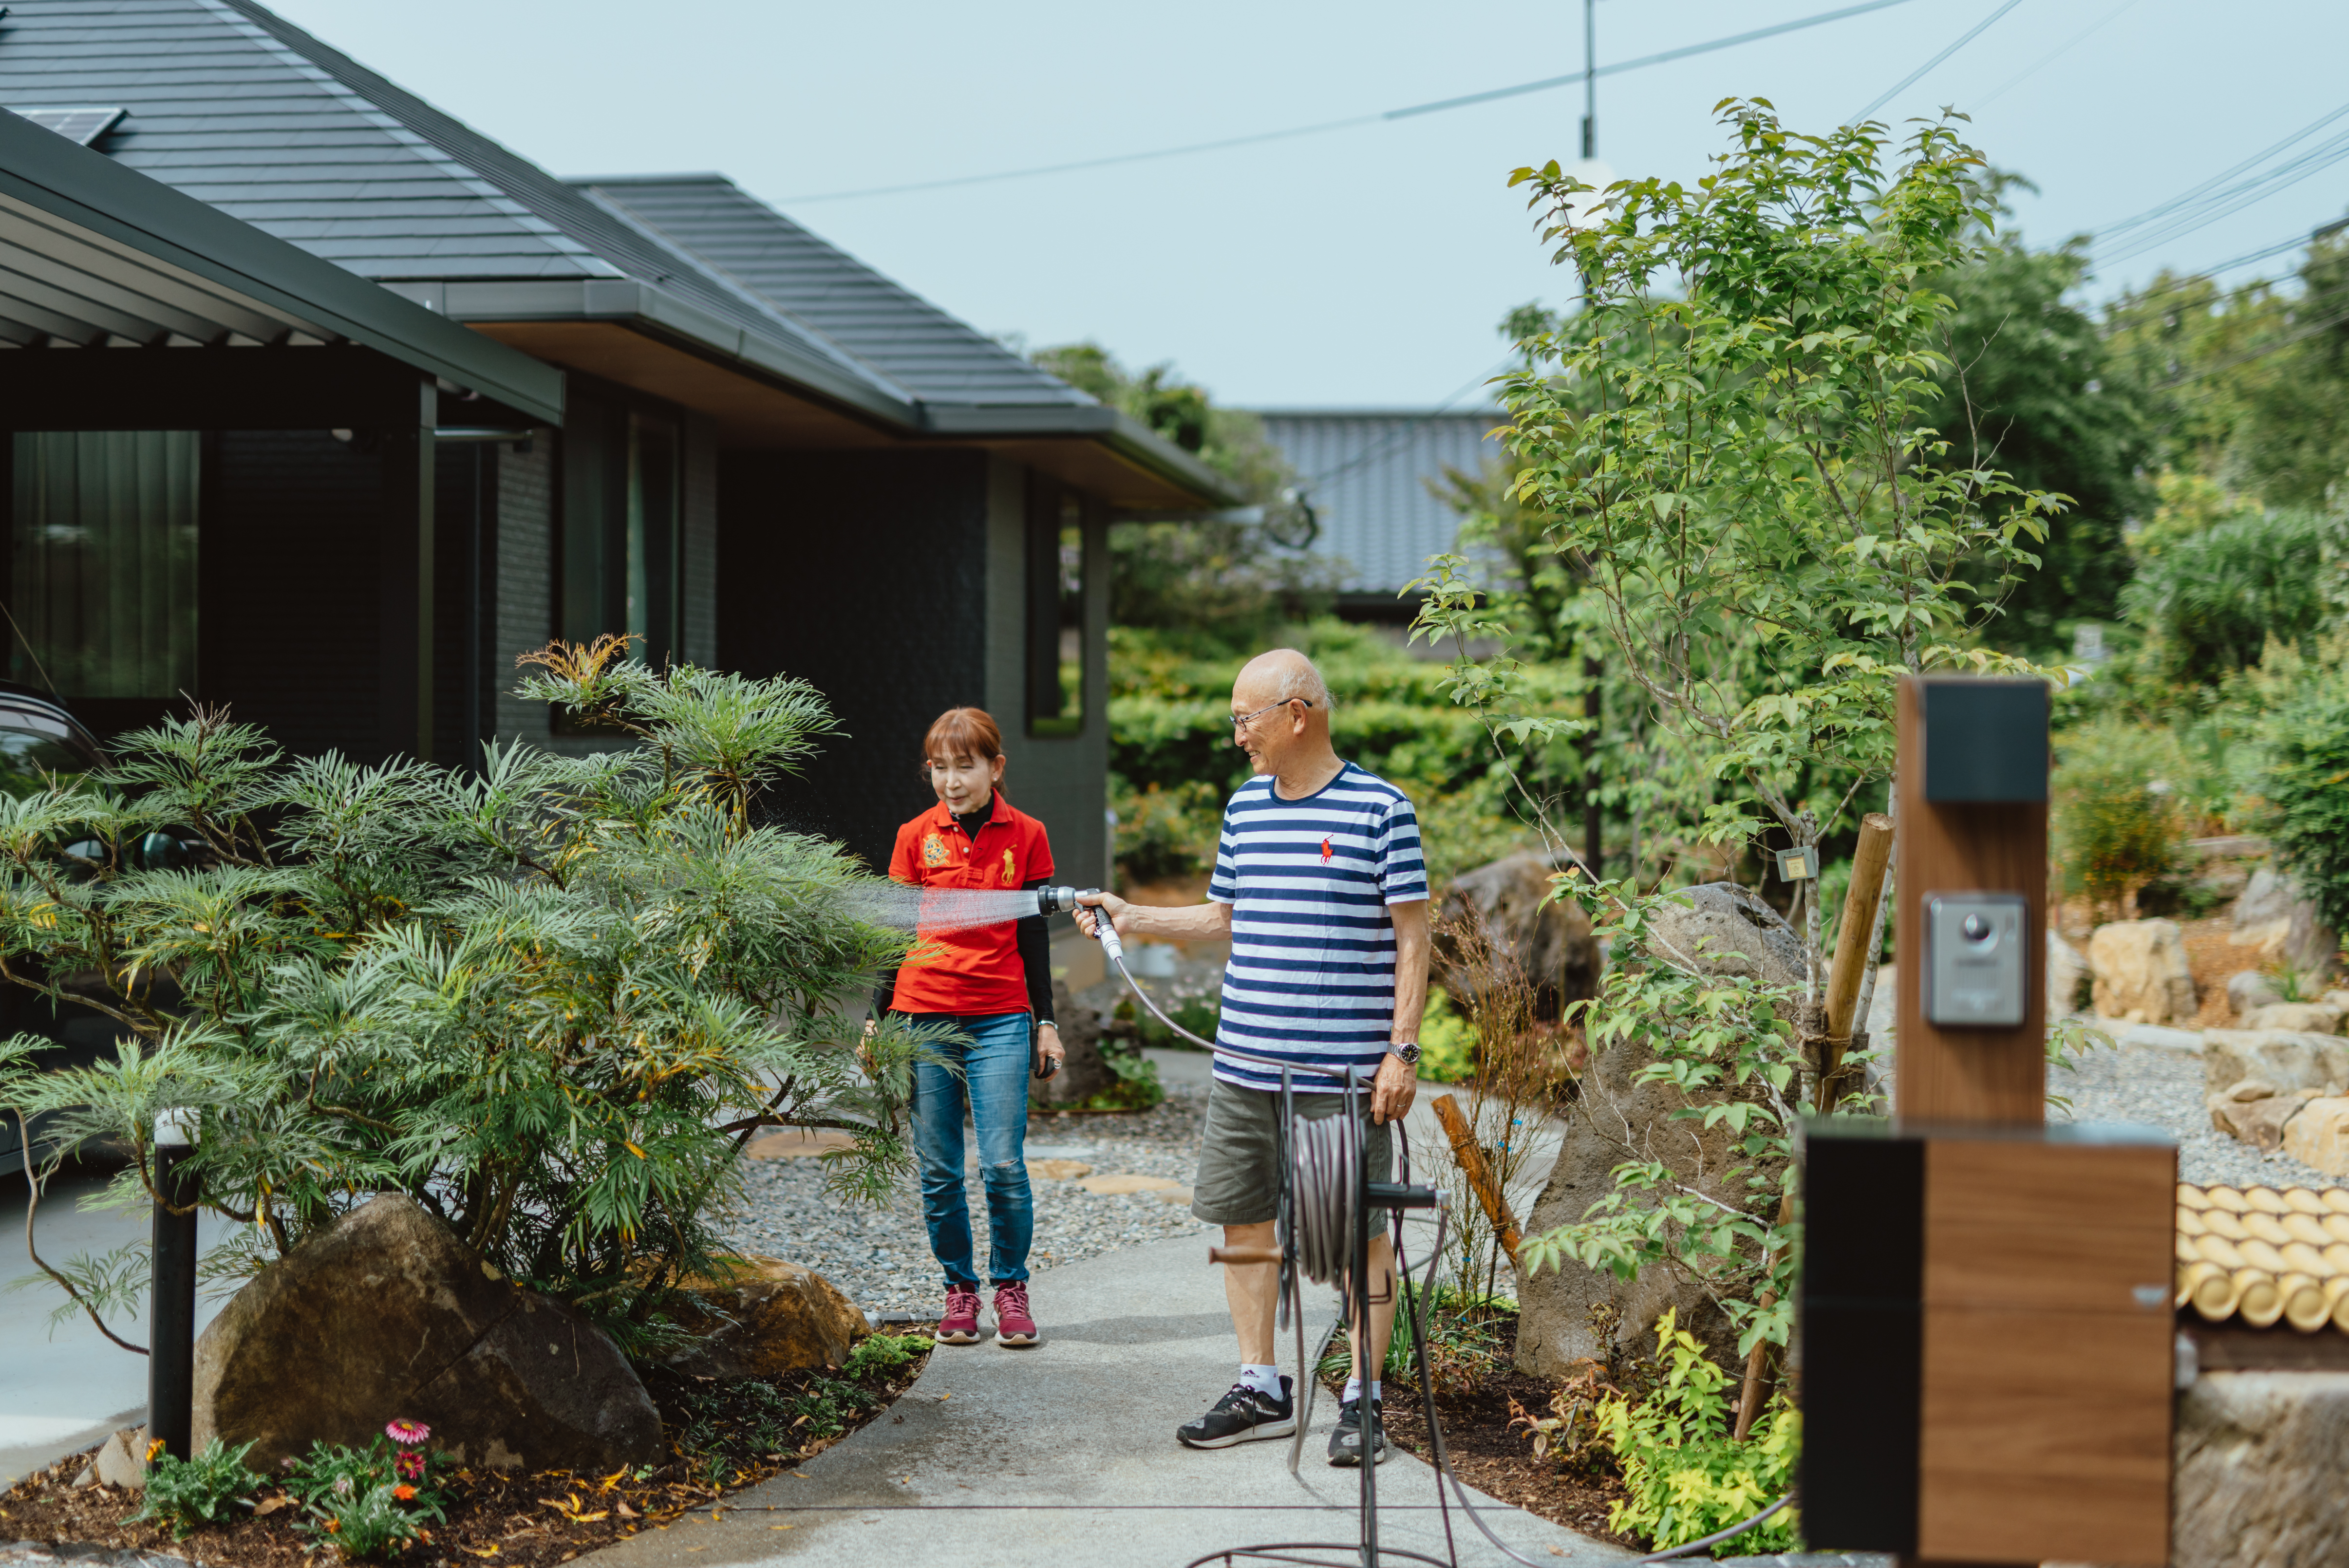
{"left": 1320, "top": 837, "right": 1333, "bottom": 862}
{"left": 922, "top": 832, "right": 948, "bottom": 867}
{"left": 1000, "top": 848, "right": 1017, "bottom": 886}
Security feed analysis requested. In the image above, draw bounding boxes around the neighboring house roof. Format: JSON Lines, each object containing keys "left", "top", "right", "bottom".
{"left": 1255, "top": 409, "right": 1509, "bottom": 597}
{"left": 0, "top": 105, "right": 563, "bottom": 422}
{"left": 0, "top": 0, "right": 1233, "bottom": 504}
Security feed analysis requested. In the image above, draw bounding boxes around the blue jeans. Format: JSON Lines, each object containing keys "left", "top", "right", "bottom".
{"left": 908, "top": 1011, "right": 1034, "bottom": 1287}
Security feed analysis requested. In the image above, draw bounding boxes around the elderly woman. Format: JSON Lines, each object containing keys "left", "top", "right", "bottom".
{"left": 872, "top": 706, "right": 1063, "bottom": 1348}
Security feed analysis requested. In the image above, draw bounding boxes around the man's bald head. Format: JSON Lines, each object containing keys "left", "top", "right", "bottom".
{"left": 1235, "top": 649, "right": 1332, "bottom": 711}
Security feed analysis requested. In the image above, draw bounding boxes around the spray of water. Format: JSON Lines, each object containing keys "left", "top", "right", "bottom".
{"left": 846, "top": 880, "right": 1047, "bottom": 935}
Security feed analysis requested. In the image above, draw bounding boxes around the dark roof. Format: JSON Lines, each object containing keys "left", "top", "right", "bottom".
{"left": 1256, "top": 409, "right": 1509, "bottom": 593}
{"left": 575, "top": 175, "right": 1085, "bottom": 409}
{"left": 0, "top": 0, "right": 1234, "bottom": 501}
{"left": 0, "top": 104, "right": 563, "bottom": 421}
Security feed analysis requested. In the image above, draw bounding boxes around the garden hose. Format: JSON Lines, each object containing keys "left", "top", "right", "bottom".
{"left": 1087, "top": 922, "right": 1795, "bottom": 1568}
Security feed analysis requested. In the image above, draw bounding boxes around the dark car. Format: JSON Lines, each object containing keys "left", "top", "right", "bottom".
{"left": 0, "top": 687, "right": 127, "bottom": 1171}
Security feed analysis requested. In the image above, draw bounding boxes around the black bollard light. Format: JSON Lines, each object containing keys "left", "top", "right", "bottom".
{"left": 148, "top": 1108, "right": 198, "bottom": 1462}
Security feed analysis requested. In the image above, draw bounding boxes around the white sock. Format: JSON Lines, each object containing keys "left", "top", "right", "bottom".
{"left": 1343, "top": 1377, "right": 1381, "bottom": 1403}
{"left": 1239, "top": 1363, "right": 1283, "bottom": 1398}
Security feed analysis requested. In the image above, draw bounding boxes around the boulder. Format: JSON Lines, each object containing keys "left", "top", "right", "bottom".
{"left": 193, "top": 1194, "right": 661, "bottom": 1473}
{"left": 2245, "top": 1002, "right": 2346, "bottom": 1035}
{"left": 2283, "top": 1097, "right": 2349, "bottom": 1177}
{"left": 2202, "top": 1029, "right": 2349, "bottom": 1099}
{"left": 2231, "top": 969, "right": 2287, "bottom": 1021}
{"left": 2046, "top": 933, "right": 2090, "bottom": 1017}
{"left": 2088, "top": 919, "right": 2198, "bottom": 1026}
{"left": 1514, "top": 883, "right": 1796, "bottom": 1378}
{"left": 664, "top": 1255, "right": 869, "bottom": 1379}
{"left": 1642, "top": 882, "right": 1807, "bottom": 992}
{"left": 2232, "top": 868, "right": 2340, "bottom": 980}
{"left": 93, "top": 1426, "right": 147, "bottom": 1492}
{"left": 1032, "top": 978, "right": 1116, "bottom": 1108}
{"left": 2175, "top": 1371, "right": 2349, "bottom": 1568}
{"left": 2209, "top": 1092, "right": 2311, "bottom": 1152}
{"left": 1435, "top": 851, "right": 1603, "bottom": 1022}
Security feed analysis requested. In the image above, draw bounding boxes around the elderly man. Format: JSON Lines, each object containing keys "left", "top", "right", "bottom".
{"left": 1079, "top": 648, "right": 1428, "bottom": 1466}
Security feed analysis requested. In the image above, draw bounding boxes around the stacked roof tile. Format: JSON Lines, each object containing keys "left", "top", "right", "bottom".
{"left": 2176, "top": 1182, "right": 2349, "bottom": 1332}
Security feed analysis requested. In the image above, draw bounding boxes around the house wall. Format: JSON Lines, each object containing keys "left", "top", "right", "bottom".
{"left": 683, "top": 416, "right": 718, "bottom": 668}
{"left": 717, "top": 448, "right": 992, "bottom": 871}
{"left": 492, "top": 432, "right": 558, "bottom": 747}
{"left": 982, "top": 453, "right": 1110, "bottom": 895}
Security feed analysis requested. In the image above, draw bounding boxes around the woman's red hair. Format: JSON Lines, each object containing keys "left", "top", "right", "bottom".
{"left": 921, "top": 707, "right": 1006, "bottom": 779}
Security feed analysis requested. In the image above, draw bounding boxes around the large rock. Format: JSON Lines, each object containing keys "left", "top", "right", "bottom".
{"left": 2209, "top": 1092, "right": 2311, "bottom": 1152}
{"left": 2088, "top": 919, "right": 2198, "bottom": 1026}
{"left": 2233, "top": 867, "right": 2340, "bottom": 980}
{"left": 1513, "top": 883, "right": 1798, "bottom": 1378}
{"left": 1435, "top": 851, "right": 1602, "bottom": 1022}
{"left": 2231, "top": 969, "right": 2287, "bottom": 1021}
{"left": 2283, "top": 1097, "right": 2349, "bottom": 1176}
{"left": 1033, "top": 978, "right": 1114, "bottom": 1108}
{"left": 2244, "top": 1002, "right": 2346, "bottom": 1035}
{"left": 1642, "top": 882, "right": 1807, "bottom": 992}
{"left": 2202, "top": 1029, "right": 2349, "bottom": 1098}
{"left": 2046, "top": 933, "right": 2090, "bottom": 1017}
{"left": 193, "top": 1194, "right": 661, "bottom": 1473}
{"left": 665, "top": 1255, "right": 869, "bottom": 1378}
{"left": 2175, "top": 1371, "right": 2349, "bottom": 1568}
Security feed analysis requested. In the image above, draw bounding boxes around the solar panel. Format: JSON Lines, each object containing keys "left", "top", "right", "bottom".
{"left": 12, "top": 107, "right": 127, "bottom": 147}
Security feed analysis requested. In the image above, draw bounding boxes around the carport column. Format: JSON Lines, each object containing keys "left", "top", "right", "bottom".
{"left": 148, "top": 1108, "right": 199, "bottom": 1462}
{"left": 380, "top": 378, "right": 436, "bottom": 761}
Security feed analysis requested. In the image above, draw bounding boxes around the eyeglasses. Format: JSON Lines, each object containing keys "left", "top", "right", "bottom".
{"left": 1231, "top": 698, "right": 1308, "bottom": 736}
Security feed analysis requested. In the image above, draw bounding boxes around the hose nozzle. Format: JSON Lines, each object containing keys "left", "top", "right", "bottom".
{"left": 1036, "top": 885, "right": 1123, "bottom": 962}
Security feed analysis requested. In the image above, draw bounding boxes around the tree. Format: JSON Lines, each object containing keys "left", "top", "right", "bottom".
{"left": 0, "top": 639, "right": 936, "bottom": 1356}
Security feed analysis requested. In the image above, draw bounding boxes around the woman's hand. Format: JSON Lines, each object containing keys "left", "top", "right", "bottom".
{"left": 1034, "top": 1021, "right": 1065, "bottom": 1080}
{"left": 1073, "top": 890, "right": 1134, "bottom": 939}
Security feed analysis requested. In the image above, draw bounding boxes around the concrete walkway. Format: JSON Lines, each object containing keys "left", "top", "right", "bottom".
{"left": 586, "top": 1233, "right": 1629, "bottom": 1568}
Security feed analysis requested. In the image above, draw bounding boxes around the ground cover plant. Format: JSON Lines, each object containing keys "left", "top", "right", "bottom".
{"left": 0, "top": 1340, "right": 933, "bottom": 1566}
{"left": 0, "top": 636, "right": 945, "bottom": 1353}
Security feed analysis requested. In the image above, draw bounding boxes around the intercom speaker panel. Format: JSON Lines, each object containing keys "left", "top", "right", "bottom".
{"left": 1923, "top": 892, "right": 2030, "bottom": 1028}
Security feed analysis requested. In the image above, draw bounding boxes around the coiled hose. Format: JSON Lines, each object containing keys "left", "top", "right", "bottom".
{"left": 1091, "top": 933, "right": 1792, "bottom": 1568}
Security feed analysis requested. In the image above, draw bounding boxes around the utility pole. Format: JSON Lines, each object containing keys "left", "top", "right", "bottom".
{"left": 1577, "top": 0, "right": 1604, "bottom": 885}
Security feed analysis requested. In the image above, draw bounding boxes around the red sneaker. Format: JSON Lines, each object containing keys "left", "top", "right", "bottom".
{"left": 993, "top": 1282, "right": 1038, "bottom": 1347}
{"left": 937, "top": 1285, "right": 981, "bottom": 1345}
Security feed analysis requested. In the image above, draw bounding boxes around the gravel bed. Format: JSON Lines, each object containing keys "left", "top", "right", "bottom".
{"left": 2055, "top": 1040, "right": 2346, "bottom": 1191}
{"left": 712, "top": 1083, "right": 1214, "bottom": 1318}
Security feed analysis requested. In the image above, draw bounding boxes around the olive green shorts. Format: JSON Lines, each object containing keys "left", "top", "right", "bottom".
{"left": 1191, "top": 1076, "right": 1393, "bottom": 1227}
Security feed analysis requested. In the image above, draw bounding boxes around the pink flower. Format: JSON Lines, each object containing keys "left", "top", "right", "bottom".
{"left": 395, "top": 1452, "right": 425, "bottom": 1480}
{"left": 385, "top": 1419, "right": 431, "bottom": 1446}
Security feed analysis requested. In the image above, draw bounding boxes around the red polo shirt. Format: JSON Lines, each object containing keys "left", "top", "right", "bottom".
{"left": 886, "top": 792, "right": 1056, "bottom": 1015}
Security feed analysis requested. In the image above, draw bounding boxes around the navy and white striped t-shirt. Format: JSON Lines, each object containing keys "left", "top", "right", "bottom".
{"left": 1206, "top": 762, "right": 1429, "bottom": 1091}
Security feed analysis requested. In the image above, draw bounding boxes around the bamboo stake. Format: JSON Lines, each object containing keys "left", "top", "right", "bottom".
{"left": 1429, "top": 1093, "right": 1522, "bottom": 1263}
{"left": 1815, "top": 812, "right": 1896, "bottom": 1110}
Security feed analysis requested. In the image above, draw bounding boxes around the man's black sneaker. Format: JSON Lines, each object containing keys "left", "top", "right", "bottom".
{"left": 1177, "top": 1377, "right": 1296, "bottom": 1448}
{"left": 1328, "top": 1397, "right": 1390, "bottom": 1467}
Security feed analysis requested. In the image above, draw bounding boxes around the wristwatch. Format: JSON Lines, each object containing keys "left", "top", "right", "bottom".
{"left": 1386, "top": 1041, "right": 1421, "bottom": 1068}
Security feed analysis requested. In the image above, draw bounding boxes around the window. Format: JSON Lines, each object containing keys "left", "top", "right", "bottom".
{"left": 1026, "top": 481, "right": 1085, "bottom": 736}
{"left": 562, "top": 402, "right": 679, "bottom": 667}
{"left": 8, "top": 431, "right": 199, "bottom": 698}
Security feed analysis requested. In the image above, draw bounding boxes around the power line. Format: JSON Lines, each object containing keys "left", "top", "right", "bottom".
{"left": 2092, "top": 98, "right": 2349, "bottom": 243}
{"left": 2097, "top": 125, "right": 2349, "bottom": 264}
{"left": 780, "top": 0, "right": 1925, "bottom": 205}
{"left": 1847, "top": 0, "right": 2029, "bottom": 125}
{"left": 1975, "top": 0, "right": 2142, "bottom": 109}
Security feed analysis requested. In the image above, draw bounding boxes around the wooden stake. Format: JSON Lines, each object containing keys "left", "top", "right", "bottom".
{"left": 1430, "top": 1093, "right": 1522, "bottom": 1263}
{"left": 1816, "top": 810, "right": 1896, "bottom": 1111}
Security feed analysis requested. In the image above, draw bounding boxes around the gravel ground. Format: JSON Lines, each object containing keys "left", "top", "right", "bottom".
{"left": 2055, "top": 1039, "right": 2346, "bottom": 1191}
{"left": 711, "top": 1082, "right": 1215, "bottom": 1319}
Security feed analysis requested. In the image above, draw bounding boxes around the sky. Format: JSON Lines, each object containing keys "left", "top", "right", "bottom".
{"left": 265, "top": 0, "right": 2349, "bottom": 410}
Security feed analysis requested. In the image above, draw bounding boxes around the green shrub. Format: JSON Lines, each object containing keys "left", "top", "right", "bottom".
{"left": 2261, "top": 675, "right": 2349, "bottom": 937}
{"left": 844, "top": 1331, "right": 933, "bottom": 1380}
{"left": 1108, "top": 777, "right": 1222, "bottom": 887}
{"left": 1417, "top": 985, "right": 1476, "bottom": 1084}
{"left": 284, "top": 1435, "right": 447, "bottom": 1561}
{"left": 131, "top": 1438, "right": 261, "bottom": 1539}
{"left": 1596, "top": 1310, "right": 1799, "bottom": 1553}
{"left": 2052, "top": 716, "right": 2191, "bottom": 910}
{"left": 2118, "top": 507, "right": 2341, "bottom": 683}
{"left": 301, "top": 1480, "right": 442, "bottom": 1560}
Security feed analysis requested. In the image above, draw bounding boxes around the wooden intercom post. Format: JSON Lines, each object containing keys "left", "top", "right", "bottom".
{"left": 1803, "top": 677, "right": 2174, "bottom": 1568}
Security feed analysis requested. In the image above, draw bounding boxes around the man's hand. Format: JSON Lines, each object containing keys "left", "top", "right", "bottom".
{"left": 1370, "top": 1050, "right": 1417, "bottom": 1125}
{"left": 1073, "top": 890, "right": 1134, "bottom": 939}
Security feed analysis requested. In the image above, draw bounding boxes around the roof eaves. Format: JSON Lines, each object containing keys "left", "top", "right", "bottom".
{"left": 924, "top": 405, "right": 1242, "bottom": 507}
{"left": 397, "top": 277, "right": 920, "bottom": 431}
{"left": 0, "top": 108, "right": 563, "bottom": 423}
